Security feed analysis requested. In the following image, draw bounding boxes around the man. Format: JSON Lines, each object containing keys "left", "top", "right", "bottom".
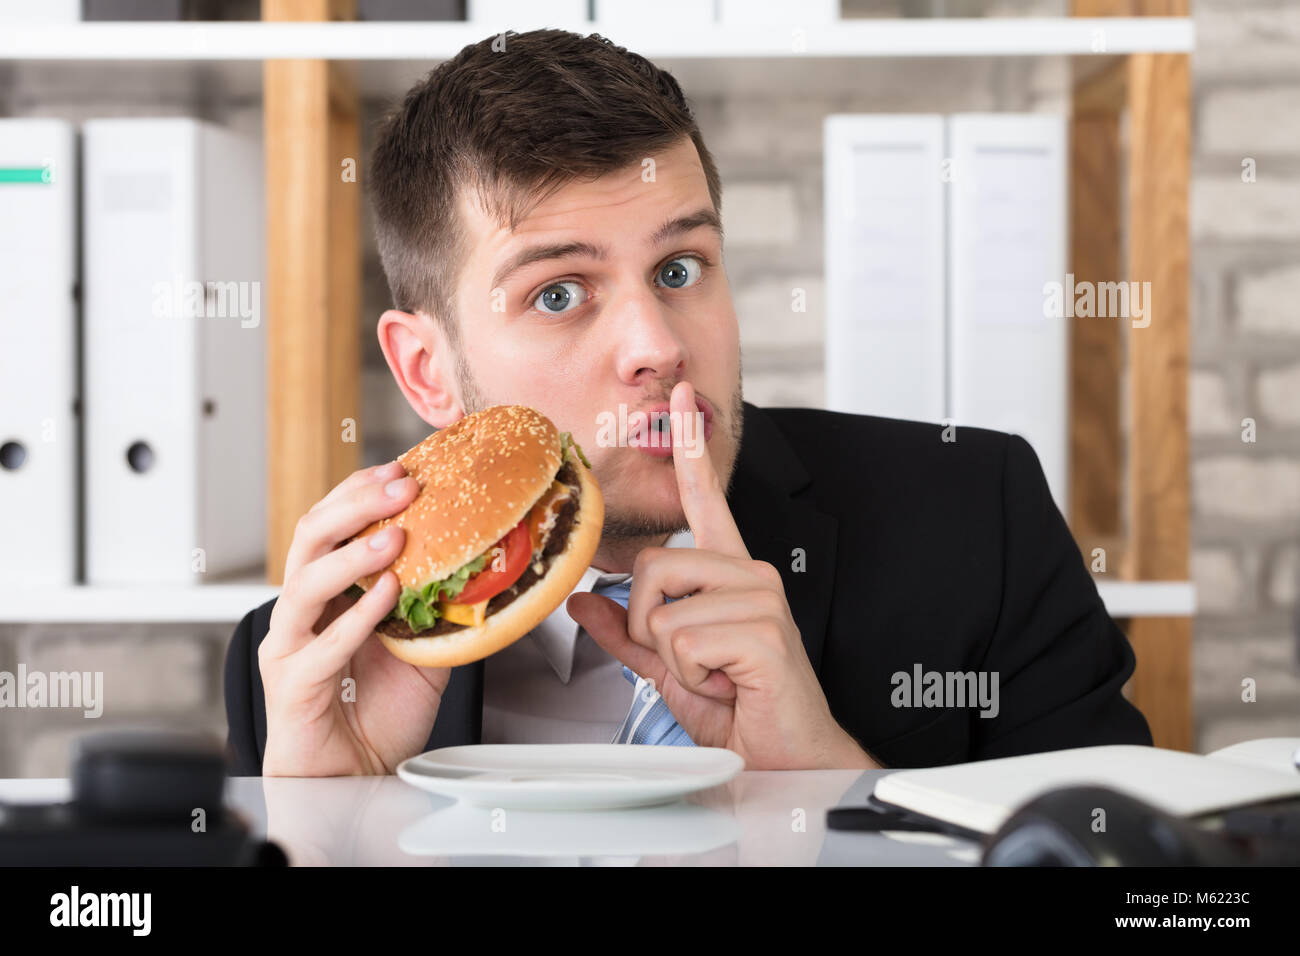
{"left": 224, "top": 29, "right": 1151, "bottom": 777}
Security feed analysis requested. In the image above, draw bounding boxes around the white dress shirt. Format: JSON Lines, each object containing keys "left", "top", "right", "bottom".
{"left": 481, "top": 528, "right": 696, "bottom": 744}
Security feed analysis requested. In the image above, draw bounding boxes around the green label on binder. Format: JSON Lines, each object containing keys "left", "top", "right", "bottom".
{"left": 0, "top": 168, "right": 51, "bottom": 184}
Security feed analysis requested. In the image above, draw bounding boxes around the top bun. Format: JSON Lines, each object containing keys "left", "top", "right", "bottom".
{"left": 354, "top": 405, "right": 565, "bottom": 591}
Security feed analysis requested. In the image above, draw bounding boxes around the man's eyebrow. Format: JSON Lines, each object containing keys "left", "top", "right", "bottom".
{"left": 650, "top": 207, "right": 723, "bottom": 246}
{"left": 492, "top": 241, "right": 607, "bottom": 291}
{"left": 490, "top": 207, "right": 723, "bottom": 290}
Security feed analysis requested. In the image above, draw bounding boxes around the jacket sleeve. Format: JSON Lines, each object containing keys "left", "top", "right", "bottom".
{"left": 970, "top": 433, "right": 1153, "bottom": 759}
{"left": 223, "top": 604, "right": 266, "bottom": 776}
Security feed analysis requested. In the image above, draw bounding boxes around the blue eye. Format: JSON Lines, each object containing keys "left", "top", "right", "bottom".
{"left": 533, "top": 280, "right": 588, "bottom": 314}
{"left": 657, "top": 256, "right": 704, "bottom": 290}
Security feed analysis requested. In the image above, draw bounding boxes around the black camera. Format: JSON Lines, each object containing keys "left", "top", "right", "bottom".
{"left": 0, "top": 729, "right": 285, "bottom": 867}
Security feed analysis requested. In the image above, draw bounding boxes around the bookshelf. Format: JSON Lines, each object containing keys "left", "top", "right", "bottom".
{"left": 0, "top": 17, "right": 1193, "bottom": 60}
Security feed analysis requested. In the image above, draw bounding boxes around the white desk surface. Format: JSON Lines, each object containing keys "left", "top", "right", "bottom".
{"left": 0, "top": 769, "right": 983, "bottom": 866}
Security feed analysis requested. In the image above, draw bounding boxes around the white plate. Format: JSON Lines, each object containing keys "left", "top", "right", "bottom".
{"left": 396, "top": 744, "right": 744, "bottom": 810}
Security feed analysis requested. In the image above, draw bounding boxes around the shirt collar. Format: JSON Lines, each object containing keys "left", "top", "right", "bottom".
{"left": 529, "top": 528, "right": 696, "bottom": 684}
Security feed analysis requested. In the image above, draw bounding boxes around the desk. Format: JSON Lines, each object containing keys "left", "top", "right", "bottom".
{"left": 0, "top": 770, "right": 983, "bottom": 866}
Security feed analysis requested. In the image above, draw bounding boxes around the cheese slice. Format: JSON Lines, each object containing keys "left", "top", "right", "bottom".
{"left": 527, "top": 479, "right": 573, "bottom": 553}
{"left": 437, "top": 598, "right": 488, "bottom": 627}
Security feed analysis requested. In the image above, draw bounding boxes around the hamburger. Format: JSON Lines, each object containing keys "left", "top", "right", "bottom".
{"left": 348, "top": 405, "right": 603, "bottom": 667}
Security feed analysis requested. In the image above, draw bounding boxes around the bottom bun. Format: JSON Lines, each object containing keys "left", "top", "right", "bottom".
{"left": 377, "top": 460, "right": 604, "bottom": 668}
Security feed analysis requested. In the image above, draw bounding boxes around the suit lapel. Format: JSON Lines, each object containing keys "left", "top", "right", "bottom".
{"left": 426, "top": 658, "right": 483, "bottom": 749}
{"left": 424, "top": 400, "right": 839, "bottom": 751}
{"left": 726, "top": 402, "right": 838, "bottom": 676}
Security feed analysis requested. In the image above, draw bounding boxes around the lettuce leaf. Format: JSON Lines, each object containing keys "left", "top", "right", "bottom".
{"left": 385, "top": 551, "right": 490, "bottom": 634}
{"left": 559, "top": 431, "right": 591, "bottom": 468}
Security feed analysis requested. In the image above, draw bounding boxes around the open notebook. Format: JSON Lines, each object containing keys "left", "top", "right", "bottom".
{"left": 871, "top": 738, "right": 1300, "bottom": 836}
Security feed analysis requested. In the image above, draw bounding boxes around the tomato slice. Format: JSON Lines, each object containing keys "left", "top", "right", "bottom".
{"left": 449, "top": 519, "right": 531, "bottom": 605}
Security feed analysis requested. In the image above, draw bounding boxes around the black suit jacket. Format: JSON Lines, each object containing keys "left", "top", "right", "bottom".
{"left": 224, "top": 401, "right": 1151, "bottom": 774}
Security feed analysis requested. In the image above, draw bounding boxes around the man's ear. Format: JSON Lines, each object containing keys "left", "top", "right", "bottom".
{"left": 376, "top": 308, "right": 463, "bottom": 428}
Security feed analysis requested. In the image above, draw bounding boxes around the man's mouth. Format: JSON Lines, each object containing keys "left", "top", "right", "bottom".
{"left": 629, "top": 395, "right": 714, "bottom": 458}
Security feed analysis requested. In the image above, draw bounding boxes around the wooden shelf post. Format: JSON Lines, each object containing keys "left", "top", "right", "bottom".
{"left": 1070, "top": 0, "right": 1192, "bottom": 751}
{"left": 263, "top": 0, "right": 362, "bottom": 586}
{"left": 1123, "top": 46, "right": 1192, "bottom": 751}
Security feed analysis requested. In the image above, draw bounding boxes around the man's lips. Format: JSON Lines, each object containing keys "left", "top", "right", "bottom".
{"left": 630, "top": 396, "right": 714, "bottom": 456}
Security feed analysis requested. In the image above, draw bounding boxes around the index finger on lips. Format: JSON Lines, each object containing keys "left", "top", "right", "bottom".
{"left": 282, "top": 471, "right": 419, "bottom": 581}
{"left": 670, "top": 381, "right": 749, "bottom": 559}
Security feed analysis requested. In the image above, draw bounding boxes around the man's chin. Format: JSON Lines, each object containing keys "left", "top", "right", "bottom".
{"left": 600, "top": 506, "right": 689, "bottom": 542}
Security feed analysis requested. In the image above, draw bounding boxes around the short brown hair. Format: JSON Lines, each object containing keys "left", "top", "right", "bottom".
{"left": 369, "top": 29, "right": 723, "bottom": 351}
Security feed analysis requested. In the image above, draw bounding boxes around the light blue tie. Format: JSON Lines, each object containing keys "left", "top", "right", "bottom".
{"left": 591, "top": 579, "right": 696, "bottom": 747}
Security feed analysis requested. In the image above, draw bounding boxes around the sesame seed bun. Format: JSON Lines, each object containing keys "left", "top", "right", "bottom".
{"left": 356, "top": 405, "right": 567, "bottom": 591}
{"left": 351, "top": 405, "right": 604, "bottom": 668}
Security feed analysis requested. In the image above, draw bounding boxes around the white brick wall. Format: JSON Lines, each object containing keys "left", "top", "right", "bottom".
{"left": 1200, "top": 714, "right": 1300, "bottom": 754}
{"left": 0, "top": 625, "right": 226, "bottom": 777}
{"left": 1189, "top": 370, "right": 1236, "bottom": 436}
{"left": 734, "top": 275, "right": 826, "bottom": 350}
{"left": 1193, "top": 179, "right": 1300, "bottom": 241}
{"left": 1192, "top": 548, "right": 1243, "bottom": 613}
{"left": 1193, "top": 458, "right": 1300, "bottom": 521}
{"left": 740, "top": 365, "right": 826, "bottom": 409}
{"left": 1194, "top": 6, "right": 1300, "bottom": 80}
{"left": 720, "top": 182, "right": 801, "bottom": 246}
{"left": 1237, "top": 264, "right": 1300, "bottom": 337}
{"left": 1192, "top": 0, "right": 1300, "bottom": 756}
{"left": 1200, "top": 86, "right": 1300, "bottom": 154}
{"left": 1269, "top": 545, "right": 1298, "bottom": 606}
{"left": 17, "top": 629, "right": 211, "bottom": 713}
{"left": 1195, "top": 634, "right": 1300, "bottom": 712}
{"left": 1257, "top": 363, "right": 1300, "bottom": 426}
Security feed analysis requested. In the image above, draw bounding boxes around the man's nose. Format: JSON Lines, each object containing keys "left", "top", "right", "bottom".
{"left": 609, "top": 287, "right": 688, "bottom": 382}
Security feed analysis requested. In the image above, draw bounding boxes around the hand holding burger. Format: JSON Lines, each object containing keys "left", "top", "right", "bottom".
{"left": 259, "top": 405, "right": 601, "bottom": 777}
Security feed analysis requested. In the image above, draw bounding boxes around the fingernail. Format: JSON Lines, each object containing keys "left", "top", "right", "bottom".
{"left": 385, "top": 477, "right": 409, "bottom": 498}
{"left": 375, "top": 460, "right": 402, "bottom": 479}
{"left": 368, "top": 527, "right": 393, "bottom": 549}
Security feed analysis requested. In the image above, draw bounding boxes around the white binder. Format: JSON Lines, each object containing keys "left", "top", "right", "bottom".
{"left": 824, "top": 115, "right": 946, "bottom": 422}
{"left": 594, "top": 0, "right": 712, "bottom": 32}
{"left": 947, "top": 114, "right": 1068, "bottom": 512}
{"left": 0, "top": 119, "right": 78, "bottom": 586}
{"left": 83, "top": 118, "right": 265, "bottom": 585}
{"left": 718, "top": 0, "right": 839, "bottom": 24}
{"left": 467, "top": 0, "right": 588, "bottom": 29}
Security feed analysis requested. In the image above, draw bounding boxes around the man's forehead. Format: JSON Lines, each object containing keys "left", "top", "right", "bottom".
{"left": 464, "top": 138, "right": 709, "bottom": 246}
